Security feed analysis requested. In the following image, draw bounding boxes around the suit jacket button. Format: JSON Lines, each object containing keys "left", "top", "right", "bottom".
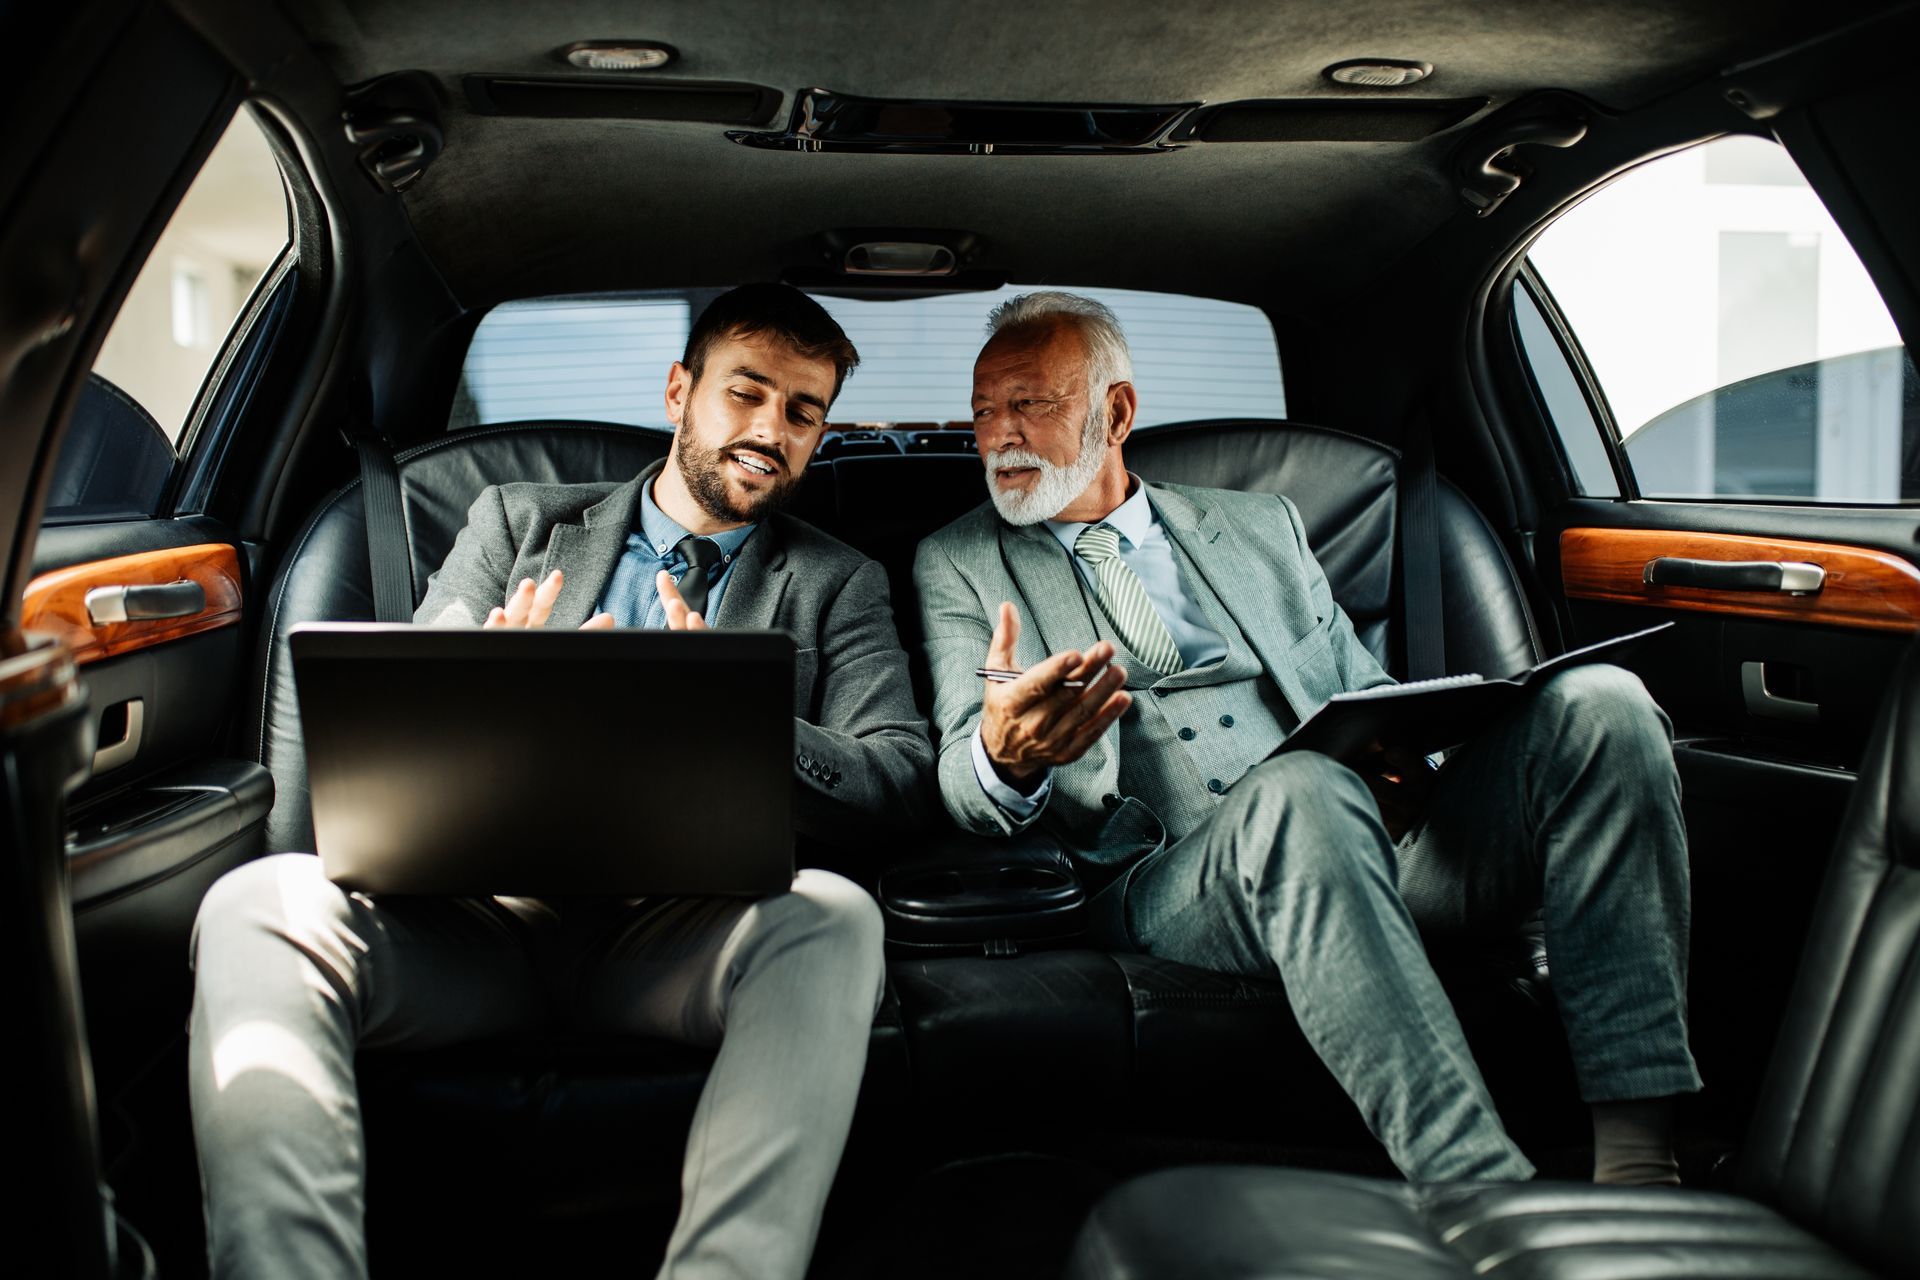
{"left": 1102, "top": 793, "right": 1122, "bottom": 810}
{"left": 1219, "top": 715, "right": 1235, "bottom": 728}
{"left": 797, "top": 753, "right": 810, "bottom": 768}
{"left": 830, "top": 770, "right": 842, "bottom": 785}
{"left": 1177, "top": 726, "right": 1196, "bottom": 741}
{"left": 1207, "top": 778, "right": 1226, "bottom": 794}
{"left": 1151, "top": 687, "right": 1168, "bottom": 697}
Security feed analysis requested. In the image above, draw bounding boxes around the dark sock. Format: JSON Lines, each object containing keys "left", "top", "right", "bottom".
{"left": 1592, "top": 1097, "right": 1681, "bottom": 1186}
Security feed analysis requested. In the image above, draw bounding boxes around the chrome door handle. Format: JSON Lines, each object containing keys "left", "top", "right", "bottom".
{"left": 92, "top": 698, "right": 144, "bottom": 773}
{"left": 1643, "top": 558, "right": 1824, "bottom": 594}
{"left": 84, "top": 579, "right": 206, "bottom": 624}
{"left": 1741, "top": 662, "right": 1819, "bottom": 723}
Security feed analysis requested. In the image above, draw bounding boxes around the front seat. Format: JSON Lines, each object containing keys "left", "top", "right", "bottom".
{"left": 1064, "top": 638, "right": 1920, "bottom": 1280}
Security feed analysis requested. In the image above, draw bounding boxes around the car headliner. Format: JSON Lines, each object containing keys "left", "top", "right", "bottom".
{"left": 279, "top": 0, "right": 1894, "bottom": 316}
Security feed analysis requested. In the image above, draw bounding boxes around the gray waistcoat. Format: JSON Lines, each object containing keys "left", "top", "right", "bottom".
{"left": 1083, "top": 540, "right": 1299, "bottom": 847}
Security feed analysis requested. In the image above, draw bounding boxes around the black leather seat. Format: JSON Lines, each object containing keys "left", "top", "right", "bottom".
{"left": 1063, "top": 641, "right": 1920, "bottom": 1280}
{"left": 246, "top": 416, "right": 1561, "bottom": 1209}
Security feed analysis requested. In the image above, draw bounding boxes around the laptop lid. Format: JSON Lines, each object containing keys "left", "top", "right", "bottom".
{"left": 290, "top": 624, "right": 794, "bottom": 896}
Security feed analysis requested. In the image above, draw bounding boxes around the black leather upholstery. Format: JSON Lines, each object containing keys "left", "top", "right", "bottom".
{"left": 1067, "top": 1170, "right": 1874, "bottom": 1279}
{"left": 1737, "top": 640, "right": 1920, "bottom": 1277}
{"left": 1064, "top": 641, "right": 1920, "bottom": 1279}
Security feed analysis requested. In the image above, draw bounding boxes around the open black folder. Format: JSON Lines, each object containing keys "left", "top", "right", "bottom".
{"left": 1273, "top": 621, "right": 1674, "bottom": 764}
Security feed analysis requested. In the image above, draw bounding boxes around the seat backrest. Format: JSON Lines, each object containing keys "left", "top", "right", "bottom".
{"left": 253, "top": 417, "right": 1539, "bottom": 852}
{"left": 1739, "top": 639, "right": 1920, "bottom": 1276}
{"left": 252, "top": 422, "right": 671, "bottom": 852}
{"left": 1127, "top": 420, "right": 1537, "bottom": 679}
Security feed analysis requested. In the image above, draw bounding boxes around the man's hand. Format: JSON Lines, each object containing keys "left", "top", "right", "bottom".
{"left": 483, "top": 570, "right": 614, "bottom": 630}
{"left": 980, "top": 602, "right": 1131, "bottom": 785}
{"left": 654, "top": 570, "right": 709, "bottom": 630}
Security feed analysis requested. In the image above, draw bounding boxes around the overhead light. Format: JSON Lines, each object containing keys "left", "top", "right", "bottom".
{"left": 560, "top": 41, "right": 675, "bottom": 72}
{"left": 1326, "top": 59, "right": 1432, "bottom": 88}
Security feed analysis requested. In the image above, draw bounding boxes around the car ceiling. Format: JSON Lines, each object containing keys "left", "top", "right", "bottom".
{"left": 273, "top": 0, "right": 1896, "bottom": 316}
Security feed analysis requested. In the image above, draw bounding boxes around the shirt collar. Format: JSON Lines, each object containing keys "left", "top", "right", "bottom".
{"left": 1045, "top": 473, "right": 1154, "bottom": 559}
{"left": 638, "top": 476, "right": 757, "bottom": 565}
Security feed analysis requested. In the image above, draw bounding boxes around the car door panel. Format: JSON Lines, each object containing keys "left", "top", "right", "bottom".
{"left": 25, "top": 515, "right": 274, "bottom": 1107}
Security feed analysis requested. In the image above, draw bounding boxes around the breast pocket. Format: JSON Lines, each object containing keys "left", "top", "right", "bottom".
{"left": 792, "top": 647, "right": 819, "bottom": 718}
{"left": 1282, "top": 626, "right": 1341, "bottom": 707}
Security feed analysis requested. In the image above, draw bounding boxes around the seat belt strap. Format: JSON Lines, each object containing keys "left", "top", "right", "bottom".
{"left": 1399, "top": 413, "right": 1446, "bottom": 681}
{"left": 355, "top": 437, "right": 414, "bottom": 623}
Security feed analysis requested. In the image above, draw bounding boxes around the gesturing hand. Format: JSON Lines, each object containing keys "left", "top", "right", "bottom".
{"left": 654, "top": 570, "right": 710, "bottom": 630}
{"left": 483, "top": 570, "right": 615, "bottom": 630}
{"left": 979, "top": 602, "right": 1131, "bottom": 785}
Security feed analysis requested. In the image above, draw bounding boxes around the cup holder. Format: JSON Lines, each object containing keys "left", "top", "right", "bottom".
{"left": 880, "top": 836, "right": 1087, "bottom": 952}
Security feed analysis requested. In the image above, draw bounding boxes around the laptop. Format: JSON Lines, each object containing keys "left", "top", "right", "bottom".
{"left": 289, "top": 623, "right": 795, "bottom": 896}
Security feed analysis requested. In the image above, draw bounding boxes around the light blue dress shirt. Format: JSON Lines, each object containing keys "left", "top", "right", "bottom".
{"left": 972, "top": 476, "right": 1225, "bottom": 817}
{"left": 595, "top": 480, "right": 757, "bottom": 628}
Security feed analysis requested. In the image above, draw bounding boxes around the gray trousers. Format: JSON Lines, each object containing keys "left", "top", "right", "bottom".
{"left": 187, "top": 856, "right": 885, "bottom": 1280}
{"left": 1122, "top": 664, "right": 1702, "bottom": 1182}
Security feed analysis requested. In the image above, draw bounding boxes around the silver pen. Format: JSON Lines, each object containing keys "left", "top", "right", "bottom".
{"left": 974, "top": 666, "right": 1087, "bottom": 688}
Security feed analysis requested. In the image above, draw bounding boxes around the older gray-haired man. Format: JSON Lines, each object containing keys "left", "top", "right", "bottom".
{"left": 913, "top": 291, "right": 1700, "bottom": 1185}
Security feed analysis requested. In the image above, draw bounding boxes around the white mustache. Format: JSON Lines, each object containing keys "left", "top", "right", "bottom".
{"left": 988, "top": 449, "right": 1053, "bottom": 472}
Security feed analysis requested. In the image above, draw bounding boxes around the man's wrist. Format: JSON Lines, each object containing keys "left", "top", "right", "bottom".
{"left": 989, "top": 753, "right": 1046, "bottom": 796}
{"left": 970, "top": 725, "right": 1050, "bottom": 818}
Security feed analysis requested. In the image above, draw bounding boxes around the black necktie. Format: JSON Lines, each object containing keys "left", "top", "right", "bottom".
{"left": 672, "top": 534, "right": 725, "bottom": 620}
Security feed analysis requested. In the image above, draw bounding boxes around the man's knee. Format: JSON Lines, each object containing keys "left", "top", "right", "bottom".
{"left": 1231, "top": 752, "right": 1389, "bottom": 889}
{"left": 759, "top": 870, "right": 886, "bottom": 999}
{"left": 1534, "top": 664, "right": 1672, "bottom": 760}
{"left": 192, "top": 852, "right": 351, "bottom": 968}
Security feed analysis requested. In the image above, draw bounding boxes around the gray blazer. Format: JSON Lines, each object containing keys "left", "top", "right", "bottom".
{"left": 417, "top": 459, "right": 935, "bottom": 838}
{"left": 913, "top": 481, "right": 1392, "bottom": 868}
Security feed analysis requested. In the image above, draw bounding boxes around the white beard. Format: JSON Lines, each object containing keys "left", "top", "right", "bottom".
{"left": 985, "top": 406, "right": 1110, "bottom": 526}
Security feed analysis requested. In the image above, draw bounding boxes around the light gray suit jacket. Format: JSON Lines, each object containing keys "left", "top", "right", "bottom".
{"left": 914, "top": 481, "right": 1392, "bottom": 870}
{"left": 417, "top": 460, "right": 935, "bottom": 839}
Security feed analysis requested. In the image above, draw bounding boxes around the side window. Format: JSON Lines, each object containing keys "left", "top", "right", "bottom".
{"left": 43, "top": 109, "right": 291, "bottom": 523}
{"left": 1517, "top": 133, "right": 1916, "bottom": 504}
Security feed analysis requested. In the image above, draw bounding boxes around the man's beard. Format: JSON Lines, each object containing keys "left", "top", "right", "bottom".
{"left": 984, "top": 401, "right": 1110, "bottom": 526}
{"left": 674, "top": 401, "right": 803, "bottom": 524}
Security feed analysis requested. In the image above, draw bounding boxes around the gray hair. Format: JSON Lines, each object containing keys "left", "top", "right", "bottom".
{"left": 986, "top": 292, "right": 1134, "bottom": 401}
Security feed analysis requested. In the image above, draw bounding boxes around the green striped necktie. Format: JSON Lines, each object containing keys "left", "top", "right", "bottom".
{"left": 1073, "top": 523, "right": 1185, "bottom": 676}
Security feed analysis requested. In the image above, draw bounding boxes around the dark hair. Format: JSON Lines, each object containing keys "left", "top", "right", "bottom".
{"left": 682, "top": 283, "right": 860, "bottom": 403}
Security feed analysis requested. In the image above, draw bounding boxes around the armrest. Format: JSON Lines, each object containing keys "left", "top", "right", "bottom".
{"left": 880, "top": 829, "right": 1086, "bottom": 955}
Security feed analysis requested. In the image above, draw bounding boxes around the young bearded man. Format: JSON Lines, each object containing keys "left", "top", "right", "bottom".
{"left": 913, "top": 291, "right": 1700, "bottom": 1186}
{"left": 189, "top": 284, "right": 932, "bottom": 1279}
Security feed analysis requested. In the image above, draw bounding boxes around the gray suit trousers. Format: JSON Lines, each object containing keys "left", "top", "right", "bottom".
{"left": 1120, "top": 664, "right": 1702, "bottom": 1181}
{"left": 188, "top": 855, "right": 884, "bottom": 1279}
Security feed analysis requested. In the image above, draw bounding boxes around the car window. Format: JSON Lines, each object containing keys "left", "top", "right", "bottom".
{"left": 451, "top": 286, "right": 1285, "bottom": 431}
{"left": 43, "top": 109, "right": 291, "bottom": 523}
{"left": 1517, "top": 133, "right": 1916, "bottom": 504}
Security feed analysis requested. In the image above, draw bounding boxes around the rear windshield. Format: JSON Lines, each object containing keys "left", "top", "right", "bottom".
{"left": 451, "top": 286, "right": 1285, "bottom": 431}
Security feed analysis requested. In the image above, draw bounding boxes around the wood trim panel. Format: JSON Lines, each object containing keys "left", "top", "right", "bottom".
{"left": 1560, "top": 528, "right": 1920, "bottom": 633}
{"left": 21, "top": 543, "right": 243, "bottom": 665}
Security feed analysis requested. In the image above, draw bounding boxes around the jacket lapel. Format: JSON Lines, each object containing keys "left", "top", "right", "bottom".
{"left": 1149, "top": 484, "right": 1302, "bottom": 690}
{"left": 997, "top": 521, "right": 1102, "bottom": 666}
{"left": 708, "top": 516, "right": 790, "bottom": 630}
{"left": 542, "top": 462, "right": 658, "bottom": 630}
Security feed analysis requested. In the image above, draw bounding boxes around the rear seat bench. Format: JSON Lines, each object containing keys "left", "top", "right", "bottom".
{"left": 249, "top": 417, "right": 1566, "bottom": 1216}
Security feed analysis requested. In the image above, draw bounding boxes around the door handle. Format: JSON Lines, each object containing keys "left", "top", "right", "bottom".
{"left": 84, "top": 579, "right": 206, "bottom": 624}
{"left": 1644, "top": 558, "right": 1825, "bottom": 595}
{"left": 92, "top": 697, "right": 144, "bottom": 773}
{"left": 1741, "top": 662, "right": 1818, "bottom": 723}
